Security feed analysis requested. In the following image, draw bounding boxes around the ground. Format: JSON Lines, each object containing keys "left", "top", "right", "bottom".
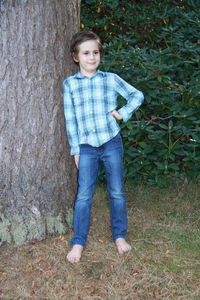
{"left": 0, "top": 183, "right": 200, "bottom": 299}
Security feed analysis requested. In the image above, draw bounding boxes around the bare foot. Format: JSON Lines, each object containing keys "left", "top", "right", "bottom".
{"left": 115, "top": 238, "right": 132, "bottom": 254}
{"left": 66, "top": 245, "right": 83, "bottom": 263}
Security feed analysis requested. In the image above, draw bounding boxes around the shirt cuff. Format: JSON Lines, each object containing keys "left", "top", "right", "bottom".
{"left": 70, "top": 146, "right": 80, "bottom": 156}
{"left": 118, "top": 107, "right": 131, "bottom": 122}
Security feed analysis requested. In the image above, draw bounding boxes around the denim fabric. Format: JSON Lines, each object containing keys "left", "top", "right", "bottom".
{"left": 71, "top": 133, "right": 128, "bottom": 247}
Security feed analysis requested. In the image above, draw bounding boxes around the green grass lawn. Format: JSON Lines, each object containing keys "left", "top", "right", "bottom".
{"left": 0, "top": 183, "right": 199, "bottom": 299}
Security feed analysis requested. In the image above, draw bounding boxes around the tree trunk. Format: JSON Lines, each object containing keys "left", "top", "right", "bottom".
{"left": 0, "top": 0, "right": 80, "bottom": 245}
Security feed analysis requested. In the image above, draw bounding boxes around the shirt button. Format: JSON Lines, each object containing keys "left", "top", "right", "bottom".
{"left": 93, "top": 129, "right": 96, "bottom": 132}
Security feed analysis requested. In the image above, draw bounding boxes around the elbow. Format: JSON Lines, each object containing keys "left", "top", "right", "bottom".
{"left": 138, "top": 90, "right": 144, "bottom": 104}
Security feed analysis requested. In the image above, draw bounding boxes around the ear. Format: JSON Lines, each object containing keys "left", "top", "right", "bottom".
{"left": 72, "top": 52, "right": 79, "bottom": 63}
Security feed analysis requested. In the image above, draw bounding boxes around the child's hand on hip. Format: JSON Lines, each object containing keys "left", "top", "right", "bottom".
{"left": 111, "top": 110, "right": 122, "bottom": 120}
{"left": 74, "top": 154, "right": 80, "bottom": 169}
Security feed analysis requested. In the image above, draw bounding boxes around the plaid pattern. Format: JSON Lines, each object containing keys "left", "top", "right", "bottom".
{"left": 63, "top": 70, "right": 144, "bottom": 155}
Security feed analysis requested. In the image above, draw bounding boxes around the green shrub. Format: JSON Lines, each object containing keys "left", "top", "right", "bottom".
{"left": 81, "top": 0, "right": 200, "bottom": 185}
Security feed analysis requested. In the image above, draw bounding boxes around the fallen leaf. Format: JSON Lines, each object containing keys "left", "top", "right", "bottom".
{"left": 59, "top": 235, "right": 66, "bottom": 241}
{"left": 98, "top": 239, "right": 104, "bottom": 244}
{"left": 24, "top": 264, "right": 33, "bottom": 272}
{"left": 142, "top": 257, "right": 149, "bottom": 262}
{"left": 30, "top": 290, "right": 36, "bottom": 295}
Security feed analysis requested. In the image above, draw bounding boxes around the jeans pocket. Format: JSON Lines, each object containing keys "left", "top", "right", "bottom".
{"left": 112, "top": 133, "right": 122, "bottom": 143}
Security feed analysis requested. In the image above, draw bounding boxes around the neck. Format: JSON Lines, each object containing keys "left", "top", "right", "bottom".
{"left": 79, "top": 69, "right": 97, "bottom": 78}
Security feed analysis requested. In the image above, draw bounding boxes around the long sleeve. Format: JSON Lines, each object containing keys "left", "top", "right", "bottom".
{"left": 63, "top": 80, "right": 80, "bottom": 155}
{"left": 114, "top": 74, "right": 144, "bottom": 122}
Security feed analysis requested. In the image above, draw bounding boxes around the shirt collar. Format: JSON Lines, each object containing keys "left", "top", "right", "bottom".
{"left": 74, "top": 70, "right": 105, "bottom": 79}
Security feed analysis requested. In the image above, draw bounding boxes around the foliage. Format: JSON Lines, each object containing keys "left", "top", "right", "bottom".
{"left": 81, "top": 0, "right": 200, "bottom": 185}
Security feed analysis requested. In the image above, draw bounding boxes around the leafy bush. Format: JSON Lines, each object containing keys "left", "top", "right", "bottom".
{"left": 81, "top": 0, "right": 200, "bottom": 185}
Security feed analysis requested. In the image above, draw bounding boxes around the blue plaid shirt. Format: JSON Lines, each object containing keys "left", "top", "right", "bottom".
{"left": 63, "top": 70, "right": 144, "bottom": 155}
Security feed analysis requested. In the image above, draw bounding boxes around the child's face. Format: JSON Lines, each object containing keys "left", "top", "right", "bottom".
{"left": 74, "top": 40, "right": 100, "bottom": 77}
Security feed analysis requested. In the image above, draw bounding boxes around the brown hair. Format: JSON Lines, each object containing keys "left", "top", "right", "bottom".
{"left": 70, "top": 31, "right": 103, "bottom": 63}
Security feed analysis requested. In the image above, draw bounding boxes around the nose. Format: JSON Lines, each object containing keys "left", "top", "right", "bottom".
{"left": 89, "top": 53, "right": 95, "bottom": 59}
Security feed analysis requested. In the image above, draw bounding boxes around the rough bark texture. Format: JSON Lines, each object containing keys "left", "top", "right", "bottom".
{"left": 0, "top": 0, "right": 80, "bottom": 245}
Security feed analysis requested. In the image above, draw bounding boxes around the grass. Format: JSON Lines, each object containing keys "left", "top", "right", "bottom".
{"left": 0, "top": 182, "right": 200, "bottom": 299}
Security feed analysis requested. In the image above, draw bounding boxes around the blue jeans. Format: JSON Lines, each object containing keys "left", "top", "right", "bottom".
{"left": 71, "top": 133, "right": 127, "bottom": 247}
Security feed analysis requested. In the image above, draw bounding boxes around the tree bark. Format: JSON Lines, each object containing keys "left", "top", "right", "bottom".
{"left": 0, "top": 0, "right": 80, "bottom": 245}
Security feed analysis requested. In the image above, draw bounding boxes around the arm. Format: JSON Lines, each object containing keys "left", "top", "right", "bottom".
{"left": 114, "top": 74, "right": 144, "bottom": 122}
{"left": 63, "top": 80, "right": 80, "bottom": 156}
{"left": 74, "top": 154, "right": 80, "bottom": 169}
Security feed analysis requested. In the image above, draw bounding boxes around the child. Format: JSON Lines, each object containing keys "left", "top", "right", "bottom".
{"left": 63, "top": 31, "right": 144, "bottom": 263}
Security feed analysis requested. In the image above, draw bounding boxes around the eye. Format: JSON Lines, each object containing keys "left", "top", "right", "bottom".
{"left": 94, "top": 51, "right": 99, "bottom": 54}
